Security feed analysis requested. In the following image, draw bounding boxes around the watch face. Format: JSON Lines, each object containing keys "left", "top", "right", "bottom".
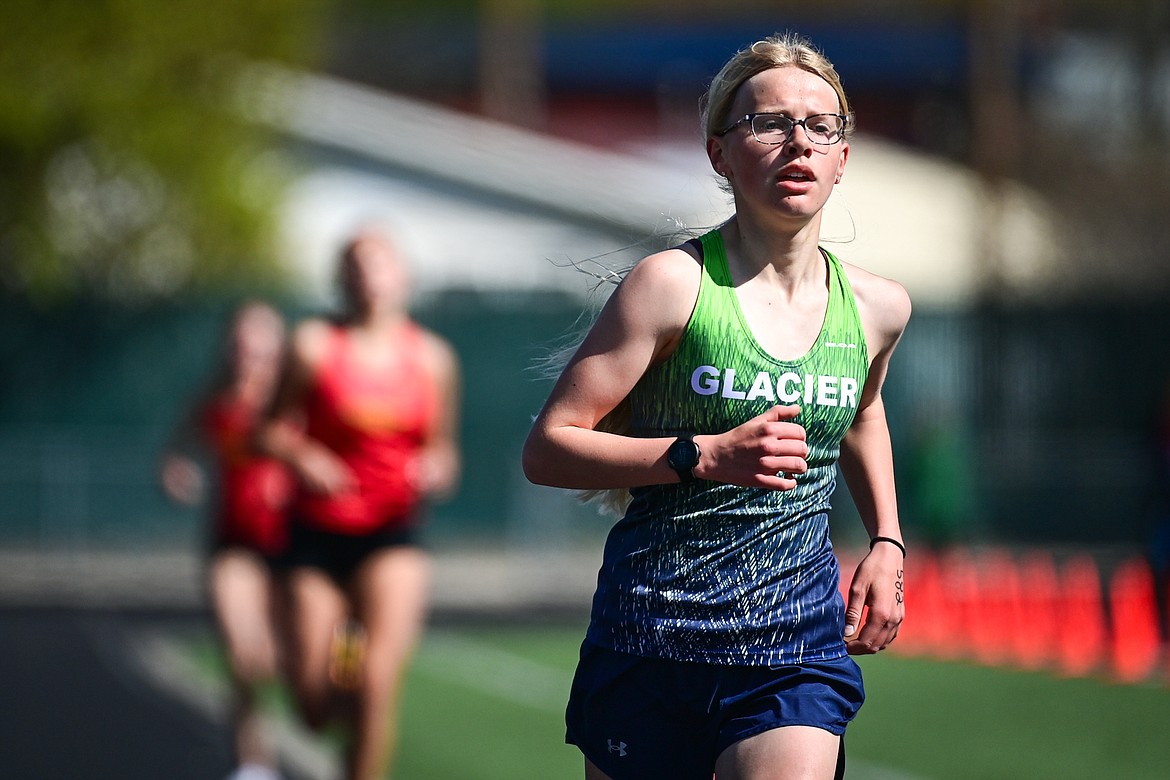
{"left": 668, "top": 438, "right": 700, "bottom": 470}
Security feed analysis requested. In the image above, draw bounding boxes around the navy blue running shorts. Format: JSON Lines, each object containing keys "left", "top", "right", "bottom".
{"left": 565, "top": 640, "right": 864, "bottom": 780}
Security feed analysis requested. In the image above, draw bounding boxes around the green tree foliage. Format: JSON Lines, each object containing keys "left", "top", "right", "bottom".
{"left": 0, "top": 0, "right": 329, "bottom": 304}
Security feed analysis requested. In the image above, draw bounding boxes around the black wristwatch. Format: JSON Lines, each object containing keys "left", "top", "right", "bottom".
{"left": 666, "top": 434, "right": 701, "bottom": 484}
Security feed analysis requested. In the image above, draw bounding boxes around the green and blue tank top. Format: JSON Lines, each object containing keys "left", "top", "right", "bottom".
{"left": 585, "top": 229, "right": 870, "bottom": 665}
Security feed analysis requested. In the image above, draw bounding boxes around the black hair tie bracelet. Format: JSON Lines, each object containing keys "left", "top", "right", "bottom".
{"left": 869, "top": 536, "right": 906, "bottom": 558}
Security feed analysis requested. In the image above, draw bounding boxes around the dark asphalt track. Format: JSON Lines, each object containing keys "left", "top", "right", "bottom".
{"left": 0, "top": 606, "right": 240, "bottom": 780}
{"left": 0, "top": 547, "right": 593, "bottom": 780}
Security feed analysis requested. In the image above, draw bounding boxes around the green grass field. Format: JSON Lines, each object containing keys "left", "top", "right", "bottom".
{"left": 189, "top": 622, "right": 1170, "bottom": 779}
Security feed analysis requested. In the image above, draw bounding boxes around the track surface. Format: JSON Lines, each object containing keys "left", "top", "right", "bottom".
{"left": 0, "top": 606, "right": 240, "bottom": 780}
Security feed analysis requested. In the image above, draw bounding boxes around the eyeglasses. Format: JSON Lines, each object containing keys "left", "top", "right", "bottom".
{"left": 715, "top": 113, "right": 850, "bottom": 146}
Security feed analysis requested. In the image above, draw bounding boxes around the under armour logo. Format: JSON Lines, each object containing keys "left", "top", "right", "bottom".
{"left": 607, "top": 739, "right": 627, "bottom": 757}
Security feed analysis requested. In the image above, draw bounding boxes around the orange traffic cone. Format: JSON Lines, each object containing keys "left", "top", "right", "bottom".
{"left": 1055, "top": 554, "right": 1107, "bottom": 678}
{"left": 972, "top": 548, "right": 1021, "bottom": 667}
{"left": 1108, "top": 557, "right": 1161, "bottom": 683}
{"left": 937, "top": 547, "right": 980, "bottom": 660}
{"left": 1014, "top": 551, "right": 1060, "bottom": 670}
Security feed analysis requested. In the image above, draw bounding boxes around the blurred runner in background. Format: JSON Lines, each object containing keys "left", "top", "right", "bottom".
{"left": 161, "top": 300, "right": 293, "bottom": 780}
{"left": 258, "top": 228, "right": 461, "bottom": 780}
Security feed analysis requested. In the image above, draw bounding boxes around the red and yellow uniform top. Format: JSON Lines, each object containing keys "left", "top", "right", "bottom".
{"left": 295, "top": 323, "right": 439, "bottom": 535}
{"left": 201, "top": 395, "right": 294, "bottom": 556}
